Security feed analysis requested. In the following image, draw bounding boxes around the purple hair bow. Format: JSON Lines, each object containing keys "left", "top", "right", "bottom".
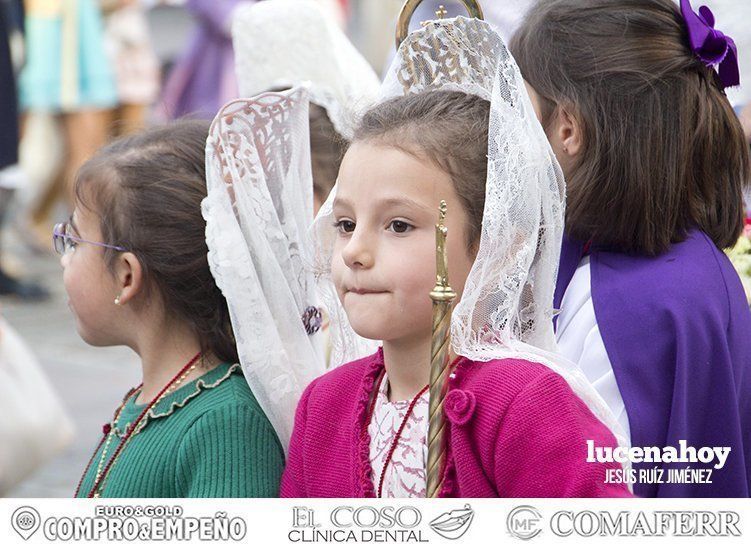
{"left": 680, "top": 0, "right": 740, "bottom": 89}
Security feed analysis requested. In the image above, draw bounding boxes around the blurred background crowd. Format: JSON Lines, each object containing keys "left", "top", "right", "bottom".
{"left": 0, "top": 0, "right": 749, "bottom": 498}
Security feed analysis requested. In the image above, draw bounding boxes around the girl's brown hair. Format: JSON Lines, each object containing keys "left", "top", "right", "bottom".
{"left": 354, "top": 90, "right": 490, "bottom": 248}
{"left": 74, "top": 120, "right": 239, "bottom": 364}
{"left": 309, "top": 102, "right": 346, "bottom": 204}
{"left": 268, "top": 86, "right": 345, "bottom": 205}
{"left": 510, "top": 0, "right": 750, "bottom": 255}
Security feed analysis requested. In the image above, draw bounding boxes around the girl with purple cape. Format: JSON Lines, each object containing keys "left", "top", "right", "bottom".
{"left": 511, "top": 0, "right": 751, "bottom": 497}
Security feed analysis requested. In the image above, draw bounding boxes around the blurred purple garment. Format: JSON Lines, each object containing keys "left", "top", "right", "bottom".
{"left": 160, "top": 0, "right": 253, "bottom": 120}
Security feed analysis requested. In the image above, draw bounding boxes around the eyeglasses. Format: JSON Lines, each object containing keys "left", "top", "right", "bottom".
{"left": 52, "top": 222, "right": 127, "bottom": 255}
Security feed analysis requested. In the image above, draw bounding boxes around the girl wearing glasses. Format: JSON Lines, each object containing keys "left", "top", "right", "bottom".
{"left": 54, "top": 120, "right": 284, "bottom": 498}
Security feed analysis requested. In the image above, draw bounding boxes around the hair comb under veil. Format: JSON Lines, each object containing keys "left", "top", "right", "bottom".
{"left": 232, "top": 0, "right": 381, "bottom": 139}
{"left": 312, "top": 16, "right": 631, "bottom": 462}
{"left": 203, "top": 88, "right": 326, "bottom": 452}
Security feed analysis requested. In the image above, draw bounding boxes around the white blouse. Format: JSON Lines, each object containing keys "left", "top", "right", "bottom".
{"left": 556, "top": 256, "right": 632, "bottom": 445}
{"left": 368, "top": 375, "right": 429, "bottom": 498}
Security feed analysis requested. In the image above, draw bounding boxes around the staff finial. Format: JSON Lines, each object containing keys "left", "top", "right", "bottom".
{"left": 396, "top": 0, "right": 485, "bottom": 48}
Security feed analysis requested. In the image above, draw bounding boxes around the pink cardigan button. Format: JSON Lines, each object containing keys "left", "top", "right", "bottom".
{"left": 444, "top": 389, "right": 476, "bottom": 426}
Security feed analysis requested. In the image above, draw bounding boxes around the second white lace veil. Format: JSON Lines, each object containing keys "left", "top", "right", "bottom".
{"left": 203, "top": 88, "right": 326, "bottom": 452}
{"left": 232, "top": 0, "right": 381, "bottom": 139}
{"left": 312, "top": 17, "right": 629, "bottom": 452}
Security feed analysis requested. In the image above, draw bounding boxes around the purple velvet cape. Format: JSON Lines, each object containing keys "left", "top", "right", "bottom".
{"left": 555, "top": 229, "right": 751, "bottom": 497}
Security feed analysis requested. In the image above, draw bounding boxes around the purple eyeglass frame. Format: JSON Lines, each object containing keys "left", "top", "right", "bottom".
{"left": 53, "top": 222, "right": 127, "bottom": 253}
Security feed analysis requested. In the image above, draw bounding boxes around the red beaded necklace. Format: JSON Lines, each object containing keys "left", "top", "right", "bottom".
{"left": 74, "top": 352, "right": 202, "bottom": 498}
{"left": 365, "top": 370, "right": 429, "bottom": 498}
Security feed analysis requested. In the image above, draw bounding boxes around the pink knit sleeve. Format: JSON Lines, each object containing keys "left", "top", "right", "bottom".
{"left": 494, "top": 371, "right": 633, "bottom": 498}
{"left": 280, "top": 380, "right": 315, "bottom": 497}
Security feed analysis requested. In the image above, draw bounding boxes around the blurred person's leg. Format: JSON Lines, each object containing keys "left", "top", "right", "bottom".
{"left": 114, "top": 103, "right": 147, "bottom": 136}
{"left": 29, "top": 155, "right": 65, "bottom": 233}
{"left": 30, "top": 107, "right": 111, "bottom": 228}
{"left": 61, "top": 108, "right": 111, "bottom": 204}
{"left": 28, "top": 108, "right": 110, "bottom": 253}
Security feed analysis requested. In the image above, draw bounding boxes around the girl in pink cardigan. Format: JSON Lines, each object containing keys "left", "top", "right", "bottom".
{"left": 281, "top": 18, "right": 631, "bottom": 499}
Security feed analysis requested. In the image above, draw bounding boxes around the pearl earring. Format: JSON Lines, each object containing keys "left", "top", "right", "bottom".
{"left": 114, "top": 295, "right": 121, "bottom": 305}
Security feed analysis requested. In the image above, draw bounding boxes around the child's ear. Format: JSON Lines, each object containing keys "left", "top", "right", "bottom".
{"left": 114, "top": 252, "right": 144, "bottom": 305}
{"left": 556, "top": 106, "right": 583, "bottom": 158}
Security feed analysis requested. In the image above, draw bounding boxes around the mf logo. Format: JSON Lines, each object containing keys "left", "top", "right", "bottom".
{"left": 506, "top": 505, "right": 543, "bottom": 540}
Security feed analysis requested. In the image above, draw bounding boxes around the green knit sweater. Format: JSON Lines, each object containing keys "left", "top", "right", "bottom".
{"left": 76, "top": 363, "right": 284, "bottom": 498}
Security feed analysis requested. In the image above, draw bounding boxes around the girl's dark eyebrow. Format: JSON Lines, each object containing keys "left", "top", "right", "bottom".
{"left": 377, "top": 197, "right": 433, "bottom": 213}
{"left": 332, "top": 196, "right": 354, "bottom": 210}
{"left": 334, "top": 196, "right": 433, "bottom": 214}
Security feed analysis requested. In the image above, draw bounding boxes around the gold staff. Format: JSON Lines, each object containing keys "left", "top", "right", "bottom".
{"left": 426, "top": 201, "right": 457, "bottom": 497}
{"left": 396, "top": 0, "right": 485, "bottom": 48}
{"left": 393, "top": 0, "right": 485, "bottom": 499}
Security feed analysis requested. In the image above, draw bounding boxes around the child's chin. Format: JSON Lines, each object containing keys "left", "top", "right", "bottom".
{"left": 76, "top": 324, "right": 114, "bottom": 348}
{"left": 346, "top": 312, "right": 395, "bottom": 341}
{"left": 350, "top": 318, "right": 417, "bottom": 343}
{"left": 349, "top": 320, "right": 388, "bottom": 341}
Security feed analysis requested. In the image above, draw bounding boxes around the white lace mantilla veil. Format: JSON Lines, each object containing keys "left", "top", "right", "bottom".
{"left": 312, "top": 16, "right": 631, "bottom": 458}
{"left": 203, "top": 88, "right": 326, "bottom": 453}
{"left": 232, "top": 0, "right": 381, "bottom": 139}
